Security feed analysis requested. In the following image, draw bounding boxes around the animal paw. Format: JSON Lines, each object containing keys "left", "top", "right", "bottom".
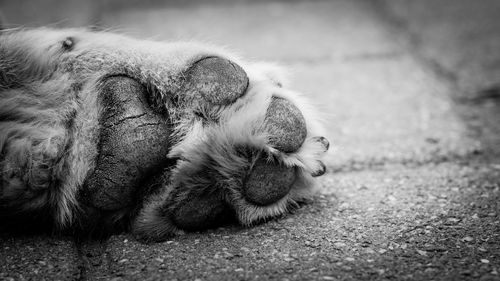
{"left": 133, "top": 57, "right": 329, "bottom": 240}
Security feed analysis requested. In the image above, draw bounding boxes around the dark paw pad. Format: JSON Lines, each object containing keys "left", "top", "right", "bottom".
{"left": 84, "top": 76, "right": 171, "bottom": 211}
{"left": 265, "top": 97, "right": 307, "bottom": 153}
{"left": 243, "top": 157, "right": 296, "bottom": 206}
{"left": 183, "top": 57, "right": 249, "bottom": 105}
{"left": 172, "top": 191, "right": 233, "bottom": 231}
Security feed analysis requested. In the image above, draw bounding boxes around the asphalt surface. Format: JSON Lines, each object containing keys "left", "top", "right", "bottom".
{"left": 1, "top": 0, "right": 500, "bottom": 280}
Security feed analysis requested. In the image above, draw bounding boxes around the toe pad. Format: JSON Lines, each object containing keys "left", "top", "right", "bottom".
{"left": 265, "top": 97, "right": 307, "bottom": 153}
{"left": 184, "top": 57, "right": 249, "bottom": 105}
{"left": 172, "top": 191, "right": 231, "bottom": 231}
{"left": 243, "top": 157, "right": 296, "bottom": 206}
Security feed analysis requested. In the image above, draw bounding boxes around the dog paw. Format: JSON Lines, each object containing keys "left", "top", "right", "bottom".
{"left": 134, "top": 57, "right": 330, "bottom": 240}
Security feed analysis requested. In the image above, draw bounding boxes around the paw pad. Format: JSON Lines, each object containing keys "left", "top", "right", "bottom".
{"left": 84, "top": 77, "right": 171, "bottom": 211}
{"left": 183, "top": 57, "right": 249, "bottom": 105}
{"left": 243, "top": 156, "right": 296, "bottom": 206}
{"left": 265, "top": 97, "right": 307, "bottom": 153}
{"left": 172, "top": 191, "right": 232, "bottom": 231}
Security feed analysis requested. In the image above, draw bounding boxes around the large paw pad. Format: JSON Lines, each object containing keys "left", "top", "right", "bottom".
{"left": 83, "top": 77, "right": 172, "bottom": 211}
{"left": 172, "top": 191, "right": 231, "bottom": 231}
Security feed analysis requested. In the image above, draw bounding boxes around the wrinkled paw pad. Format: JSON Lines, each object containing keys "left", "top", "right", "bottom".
{"left": 84, "top": 77, "right": 171, "bottom": 211}
{"left": 183, "top": 57, "right": 249, "bottom": 105}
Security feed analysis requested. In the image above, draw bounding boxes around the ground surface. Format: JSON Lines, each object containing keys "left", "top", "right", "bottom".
{"left": 1, "top": 0, "right": 500, "bottom": 280}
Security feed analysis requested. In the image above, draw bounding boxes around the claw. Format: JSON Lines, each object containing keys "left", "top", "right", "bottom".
{"left": 312, "top": 136, "right": 329, "bottom": 152}
{"left": 311, "top": 161, "right": 326, "bottom": 177}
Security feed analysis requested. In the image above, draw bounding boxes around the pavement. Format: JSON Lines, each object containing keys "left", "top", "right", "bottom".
{"left": 1, "top": 0, "right": 500, "bottom": 280}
